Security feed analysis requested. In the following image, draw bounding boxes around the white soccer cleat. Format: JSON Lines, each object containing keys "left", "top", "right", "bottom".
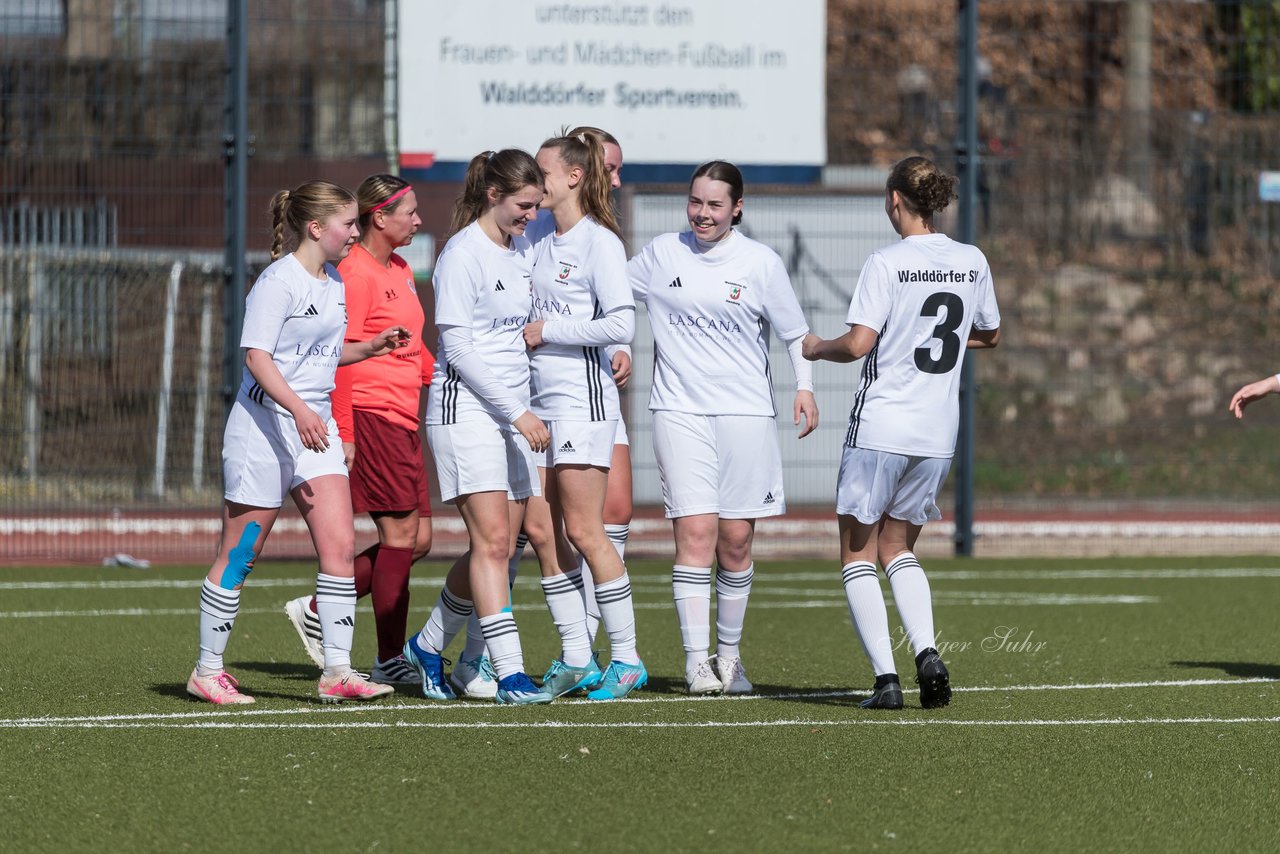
{"left": 685, "top": 656, "right": 723, "bottom": 695}
{"left": 283, "top": 596, "right": 325, "bottom": 668}
{"left": 449, "top": 654, "right": 499, "bottom": 700}
{"left": 715, "top": 655, "right": 754, "bottom": 694}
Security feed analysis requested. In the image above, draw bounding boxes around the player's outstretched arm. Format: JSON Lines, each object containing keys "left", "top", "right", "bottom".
{"left": 1229, "top": 375, "right": 1280, "bottom": 420}
{"left": 801, "top": 327, "right": 878, "bottom": 363}
{"left": 338, "top": 325, "right": 412, "bottom": 365}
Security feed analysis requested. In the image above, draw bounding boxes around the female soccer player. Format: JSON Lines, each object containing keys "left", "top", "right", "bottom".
{"left": 283, "top": 175, "right": 438, "bottom": 687}
{"left": 802, "top": 155, "right": 1001, "bottom": 710}
{"left": 504, "top": 126, "right": 630, "bottom": 653}
{"left": 187, "top": 180, "right": 411, "bottom": 705}
{"left": 627, "top": 160, "right": 819, "bottom": 695}
{"left": 523, "top": 128, "right": 645, "bottom": 700}
{"left": 400, "top": 149, "right": 554, "bottom": 705}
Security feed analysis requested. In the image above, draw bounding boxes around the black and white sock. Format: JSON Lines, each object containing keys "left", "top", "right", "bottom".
{"left": 884, "top": 552, "right": 935, "bottom": 657}
{"left": 841, "top": 561, "right": 896, "bottom": 677}
{"left": 421, "top": 586, "right": 474, "bottom": 655}
{"left": 315, "top": 573, "right": 356, "bottom": 676}
{"left": 672, "top": 564, "right": 712, "bottom": 672}
{"left": 479, "top": 612, "right": 525, "bottom": 680}
{"left": 541, "top": 573, "right": 592, "bottom": 667}
{"left": 715, "top": 563, "right": 754, "bottom": 659}
{"left": 596, "top": 572, "right": 639, "bottom": 665}
{"left": 197, "top": 579, "right": 239, "bottom": 676}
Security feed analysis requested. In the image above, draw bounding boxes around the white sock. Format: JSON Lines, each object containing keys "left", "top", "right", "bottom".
{"left": 841, "top": 561, "right": 896, "bottom": 677}
{"left": 462, "top": 613, "right": 487, "bottom": 660}
{"left": 571, "top": 557, "right": 602, "bottom": 644}
{"left": 541, "top": 574, "right": 592, "bottom": 666}
{"left": 605, "top": 523, "right": 629, "bottom": 559}
{"left": 715, "top": 563, "right": 754, "bottom": 659}
{"left": 885, "top": 552, "right": 936, "bottom": 656}
{"left": 315, "top": 573, "right": 356, "bottom": 676}
{"left": 197, "top": 579, "right": 239, "bottom": 676}
{"left": 672, "top": 565, "right": 712, "bottom": 672}
{"left": 595, "top": 572, "right": 639, "bottom": 665}
{"left": 479, "top": 612, "right": 525, "bottom": 680}
{"left": 420, "top": 586, "right": 473, "bottom": 655}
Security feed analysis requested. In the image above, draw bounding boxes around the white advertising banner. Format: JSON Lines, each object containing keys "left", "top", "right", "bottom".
{"left": 399, "top": 1, "right": 826, "bottom": 179}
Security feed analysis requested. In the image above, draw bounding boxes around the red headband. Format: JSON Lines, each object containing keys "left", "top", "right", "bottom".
{"left": 369, "top": 185, "right": 412, "bottom": 214}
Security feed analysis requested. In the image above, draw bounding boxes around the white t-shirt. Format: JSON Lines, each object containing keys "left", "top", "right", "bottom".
{"left": 426, "top": 221, "right": 535, "bottom": 426}
{"left": 629, "top": 230, "right": 810, "bottom": 416}
{"left": 843, "top": 233, "right": 1001, "bottom": 458}
{"left": 528, "top": 216, "right": 633, "bottom": 421}
{"left": 238, "top": 253, "right": 347, "bottom": 421}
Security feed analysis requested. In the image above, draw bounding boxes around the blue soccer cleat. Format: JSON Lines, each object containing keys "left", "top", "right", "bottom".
{"left": 586, "top": 659, "right": 648, "bottom": 701}
{"left": 540, "top": 657, "right": 604, "bottom": 698}
{"left": 401, "top": 636, "right": 456, "bottom": 701}
{"left": 495, "top": 672, "right": 553, "bottom": 705}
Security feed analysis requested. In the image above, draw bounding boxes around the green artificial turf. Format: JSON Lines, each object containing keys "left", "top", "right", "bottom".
{"left": 1, "top": 555, "right": 1278, "bottom": 852}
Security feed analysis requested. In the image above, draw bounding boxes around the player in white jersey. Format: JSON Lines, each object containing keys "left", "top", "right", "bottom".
{"left": 188, "top": 180, "right": 411, "bottom": 706}
{"left": 401, "top": 149, "right": 555, "bottom": 706}
{"left": 503, "top": 128, "right": 631, "bottom": 666}
{"left": 522, "top": 128, "right": 646, "bottom": 700}
{"left": 803, "top": 156, "right": 1001, "bottom": 710}
{"left": 628, "top": 160, "right": 819, "bottom": 695}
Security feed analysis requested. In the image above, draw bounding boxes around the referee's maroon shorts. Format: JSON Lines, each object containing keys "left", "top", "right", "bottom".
{"left": 348, "top": 409, "right": 432, "bottom": 516}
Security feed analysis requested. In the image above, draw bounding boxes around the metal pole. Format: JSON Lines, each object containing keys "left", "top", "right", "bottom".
{"left": 153, "top": 260, "right": 183, "bottom": 497}
{"left": 223, "top": 0, "right": 248, "bottom": 416}
{"left": 193, "top": 281, "right": 214, "bottom": 491}
{"left": 384, "top": 0, "right": 399, "bottom": 173}
{"left": 24, "top": 255, "right": 43, "bottom": 483}
{"left": 954, "top": 0, "right": 979, "bottom": 556}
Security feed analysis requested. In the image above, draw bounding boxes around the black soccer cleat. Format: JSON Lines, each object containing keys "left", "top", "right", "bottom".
{"left": 915, "top": 649, "right": 952, "bottom": 709}
{"left": 859, "top": 676, "right": 904, "bottom": 710}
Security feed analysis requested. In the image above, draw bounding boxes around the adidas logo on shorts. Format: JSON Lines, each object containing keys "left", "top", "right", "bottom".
{"left": 763, "top": 492, "right": 775, "bottom": 505}
{"left": 304, "top": 304, "right": 319, "bottom": 316}
{"left": 559, "top": 440, "right": 575, "bottom": 453}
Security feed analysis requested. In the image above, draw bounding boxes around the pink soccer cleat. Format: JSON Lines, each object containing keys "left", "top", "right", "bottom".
{"left": 317, "top": 670, "right": 396, "bottom": 703}
{"left": 187, "top": 669, "right": 256, "bottom": 705}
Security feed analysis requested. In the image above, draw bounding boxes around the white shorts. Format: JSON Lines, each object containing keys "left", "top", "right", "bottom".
{"left": 428, "top": 419, "right": 539, "bottom": 503}
{"left": 222, "top": 399, "right": 347, "bottom": 508}
{"left": 613, "top": 415, "right": 629, "bottom": 447}
{"left": 652, "top": 411, "right": 784, "bottom": 519}
{"left": 836, "top": 446, "right": 950, "bottom": 526}
{"left": 543, "top": 419, "right": 617, "bottom": 468}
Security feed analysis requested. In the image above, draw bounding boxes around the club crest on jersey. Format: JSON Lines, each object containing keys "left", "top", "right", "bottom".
{"left": 725, "top": 281, "right": 747, "bottom": 305}
{"left": 406, "top": 277, "right": 417, "bottom": 295}
{"left": 558, "top": 263, "right": 572, "bottom": 281}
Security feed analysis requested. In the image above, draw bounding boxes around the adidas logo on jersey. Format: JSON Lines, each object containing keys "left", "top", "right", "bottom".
{"left": 495, "top": 279, "right": 506, "bottom": 291}
{"left": 559, "top": 440, "right": 575, "bottom": 453}
{"left": 763, "top": 492, "right": 775, "bottom": 505}
{"left": 212, "top": 621, "right": 234, "bottom": 633}
{"left": 668, "top": 277, "right": 683, "bottom": 288}
{"left": 304, "top": 304, "right": 319, "bottom": 316}
{"left": 334, "top": 616, "right": 356, "bottom": 627}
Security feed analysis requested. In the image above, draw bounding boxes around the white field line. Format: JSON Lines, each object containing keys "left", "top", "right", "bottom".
{"left": 4, "top": 716, "right": 1280, "bottom": 730}
{"left": 1, "top": 677, "right": 1274, "bottom": 730}
{"left": 10, "top": 515, "right": 1280, "bottom": 541}
{"left": 4, "top": 566, "right": 1279, "bottom": 594}
{"left": 0, "top": 591, "right": 1154, "bottom": 620}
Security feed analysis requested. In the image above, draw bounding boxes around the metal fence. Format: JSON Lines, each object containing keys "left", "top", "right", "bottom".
{"left": 5, "top": 0, "right": 1280, "bottom": 563}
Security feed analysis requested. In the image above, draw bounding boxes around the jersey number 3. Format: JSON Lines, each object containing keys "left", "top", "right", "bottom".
{"left": 914, "top": 291, "right": 964, "bottom": 375}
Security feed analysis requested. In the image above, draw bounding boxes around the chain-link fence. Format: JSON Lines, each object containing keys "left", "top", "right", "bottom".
{"left": 5, "top": 1, "right": 1280, "bottom": 563}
